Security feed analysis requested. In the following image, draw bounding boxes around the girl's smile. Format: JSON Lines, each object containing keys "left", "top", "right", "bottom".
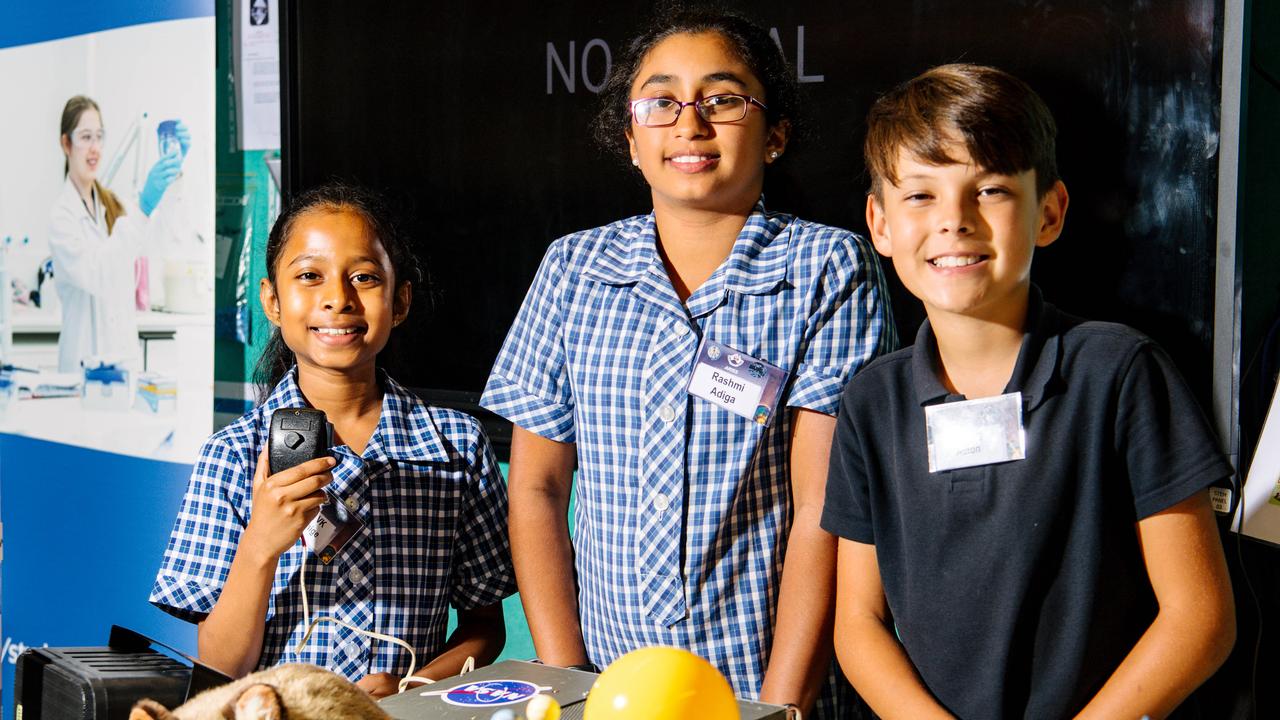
{"left": 666, "top": 151, "right": 720, "bottom": 173}
{"left": 311, "top": 324, "right": 367, "bottom": 345}
{"left": 625, "top": 32, "right": 785, "bottom": 215}
{"left": 261, "top": 208, "right": 409, "bottom": 380}
{"left": 63, "top": 108, "right": 104, "bottom": 188}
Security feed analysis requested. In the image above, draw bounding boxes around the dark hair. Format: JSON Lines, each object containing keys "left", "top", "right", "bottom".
{"left": 864, "top": 63, "right": 1059, "bottom": 199}
{"left": 593, "top": 6, "right": 799, "bottom": 162}
{"left": 59, "top": 95, "right": 126, "bottom": 234}
{"left": 254, "top": 181, "right": 424, "bottom": 399}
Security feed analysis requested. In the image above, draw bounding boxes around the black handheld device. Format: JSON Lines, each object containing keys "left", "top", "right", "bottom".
{"left": 268, "top": 408, "right": 334, "bottom": 474}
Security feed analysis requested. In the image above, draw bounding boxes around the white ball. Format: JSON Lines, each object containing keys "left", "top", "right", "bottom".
{"left": 526, "top": 694, "right": 562, "bottom": 720}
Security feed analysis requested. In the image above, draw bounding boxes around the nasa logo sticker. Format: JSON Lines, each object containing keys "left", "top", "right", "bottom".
{"left": 436, "top": 680, "right": 548, "bottom": 707}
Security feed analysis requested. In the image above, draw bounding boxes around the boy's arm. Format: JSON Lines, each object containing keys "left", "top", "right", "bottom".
{"left": 507, "top": 425, "right": 590, "bottom": 666}
{"left": 834, "top": 538, "right": 955, "bottom": 720}
{"left": 760, "top": 409, "right": 839, "bottom": 711}
{"left": 1074, "top": 490, "right": 1235, "bottom": 720}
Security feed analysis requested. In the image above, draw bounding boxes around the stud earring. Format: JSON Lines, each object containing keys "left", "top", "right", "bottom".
{"left": 631, "top": 157, "right": 640, "bottom": 167}
{"left": 769, "top": 151, "right": 780, "bottom": 160}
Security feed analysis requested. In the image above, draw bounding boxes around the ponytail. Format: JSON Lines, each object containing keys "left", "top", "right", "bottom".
{"left": 94, "top": 180, "right": 126, "bottom": 235}
{"left": 253, "top": 329, "right": 297, "bottom": 404}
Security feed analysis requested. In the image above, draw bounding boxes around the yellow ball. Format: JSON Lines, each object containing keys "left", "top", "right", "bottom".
{"left": 582, "top": 646, "right": 740, "bottom": 720}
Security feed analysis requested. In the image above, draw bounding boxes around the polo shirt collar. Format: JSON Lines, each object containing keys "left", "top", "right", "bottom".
{"left": 581, "top": 197, "right": 792, "bottom": 319}
{"left": 259, "top": 367, "right": 450, "bottom": 465}
{"left": 912, "top": 285, "right": 1060, "bottom": 411}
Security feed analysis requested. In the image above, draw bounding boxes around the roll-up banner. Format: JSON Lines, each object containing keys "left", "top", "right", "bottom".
{"left": 0, "top": 1, "right": 215, "bottom": 711}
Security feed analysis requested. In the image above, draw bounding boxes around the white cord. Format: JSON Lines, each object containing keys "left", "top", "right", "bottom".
{"left": 294, "top": 550, "right": 422, "bottom": 693}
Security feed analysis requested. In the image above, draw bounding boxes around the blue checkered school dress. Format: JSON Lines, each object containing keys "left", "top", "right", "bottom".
{"left": 150, "top": 369, "right": 514, "bottom": 680}
{"left": 483, "top": 200, "right": 892, "bottom": 715}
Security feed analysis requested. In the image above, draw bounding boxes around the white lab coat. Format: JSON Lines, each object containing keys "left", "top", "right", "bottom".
{"left": 47, "top": 178, "right": 146, "bottom": 372}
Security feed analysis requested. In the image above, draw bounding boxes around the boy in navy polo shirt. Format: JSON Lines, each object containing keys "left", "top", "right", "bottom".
{"left": 822, "top": 63, "right": 1235, "bottom": 719}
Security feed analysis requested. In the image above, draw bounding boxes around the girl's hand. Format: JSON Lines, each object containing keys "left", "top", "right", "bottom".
{"left": 138, "top": 153, "right": 182, "bottom": 216}
{"left": 356, "top": 672, "right": 401, "bottom": 698}
{"left": 241, "top": 446, "right": 335, "bottom": 564}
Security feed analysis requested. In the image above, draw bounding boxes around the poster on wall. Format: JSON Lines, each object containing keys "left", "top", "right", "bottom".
{"left": 234, "top": 0, "right": 281, "bottom": 150}
{"left": 0, "top": 2, "right": 215, "bottom": 711}
{"left": 1234, "top": 383, "right": 1280, "bottom": 545}
{"left": 0, "top": 5, "right": 215, "bottom": 462}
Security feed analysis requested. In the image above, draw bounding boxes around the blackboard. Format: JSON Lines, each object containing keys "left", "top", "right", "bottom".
{"left": 281, "top": 0, "right": 1226, "bottom": 416}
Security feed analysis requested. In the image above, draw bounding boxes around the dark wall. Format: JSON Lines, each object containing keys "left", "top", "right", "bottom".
{"left": 279, "top": 1, "right": 1280, "bottom": 715}
{"left": 282, "top": 0, "right": 1226, "bottom": 414}
{"left": 1218, "top": 2, "right": 1280, "bottom": 719}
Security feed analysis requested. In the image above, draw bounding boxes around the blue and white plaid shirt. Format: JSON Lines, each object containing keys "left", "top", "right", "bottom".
{"left": 483, "top": 200, "right": 892, "bottom": 708}
{"left": 151, "top": 369, "right": 514, "bottom": 681}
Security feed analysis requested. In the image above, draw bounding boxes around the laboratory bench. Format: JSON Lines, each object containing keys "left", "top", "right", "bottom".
{"left": 3, "top": 307, "right": 215, "bottom": 463}
{"left": 9, "top": 308, "right": 212, "bottom": 373}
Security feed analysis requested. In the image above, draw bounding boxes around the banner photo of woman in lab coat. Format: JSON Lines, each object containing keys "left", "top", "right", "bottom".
{"left": 0, "top": 5, "right": 214, "bottom": 462}
{"left": 0, "top": 5, "right": 214, "bottom": 714}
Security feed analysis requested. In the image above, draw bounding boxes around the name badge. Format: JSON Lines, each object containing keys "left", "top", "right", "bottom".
{"left": 302, "top": 494, "right": 364, "bottom": 565}
{"left": 924, "top": 392, "right": 1026, "bottom": 472}
{"left": 687, "top": 338, "right": 788, "bottom": 426}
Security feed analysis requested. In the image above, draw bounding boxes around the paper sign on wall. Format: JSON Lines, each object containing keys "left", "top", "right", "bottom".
{"left": 1233, "top": 381, "right": 1280, "bottom": 545}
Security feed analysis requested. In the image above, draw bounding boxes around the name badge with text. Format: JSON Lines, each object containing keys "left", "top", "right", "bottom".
{"left": 687, "top": 338, "right": 788, "bottom": 426}
{"left": 302, "top": 494, "right": 364, "bottom": 565}
{"left": 925, "top": 392, "right": 1026, "bottom": 472}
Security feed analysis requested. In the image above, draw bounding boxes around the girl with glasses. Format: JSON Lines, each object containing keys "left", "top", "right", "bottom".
{"left": 48, "top": 95, "right": 187, "bottom": 372}
{"left": 483, "top": 9, "right": 894, "bottom": 718}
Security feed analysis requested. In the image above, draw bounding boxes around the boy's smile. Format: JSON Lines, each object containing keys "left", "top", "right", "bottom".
{"left": 867, "top": 143, "right": 1068, "bottom": 326}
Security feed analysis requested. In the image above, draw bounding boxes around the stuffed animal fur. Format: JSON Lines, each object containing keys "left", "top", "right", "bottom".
{"left": 128, "top": 664, "right": 393, "bottom": 720}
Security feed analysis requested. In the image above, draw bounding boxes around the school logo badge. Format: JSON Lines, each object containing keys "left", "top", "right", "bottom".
{"left": 437, "top": 680, "right": 548, "bottom": 706}
{"left": 727, "top": 353, "right": 744, "bottom": 368}
{"left": 707, "top": 345, "right": 721, "bottom": 360}
{"left": 747, "top": 361, "right": 765, "bottom": 378}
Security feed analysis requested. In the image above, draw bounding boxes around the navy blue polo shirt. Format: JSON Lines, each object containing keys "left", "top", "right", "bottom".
{"left": 821, "top": 288, "right": 1232, "bottom": 720}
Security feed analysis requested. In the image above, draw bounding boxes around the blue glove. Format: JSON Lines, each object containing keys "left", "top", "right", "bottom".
{"left": 175, "top": 120, "right": 191, "bottom": 158}
{"left": 139, "top": 153, "right": 182, "bottom": 216}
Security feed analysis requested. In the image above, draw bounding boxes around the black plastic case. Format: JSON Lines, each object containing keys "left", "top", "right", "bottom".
{"left": 268, "top": 407, "right": 333, "bottom": 474}
{"left": 13, "top": 626, "right": 228, "bottom": 720}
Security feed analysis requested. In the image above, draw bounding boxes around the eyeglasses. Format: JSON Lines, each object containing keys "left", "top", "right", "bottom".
{"left": 629, "top": 93, "right": 768, "bottom": 127}
{"left": 70, "top": 129, "right": 106, "bottom": 147}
